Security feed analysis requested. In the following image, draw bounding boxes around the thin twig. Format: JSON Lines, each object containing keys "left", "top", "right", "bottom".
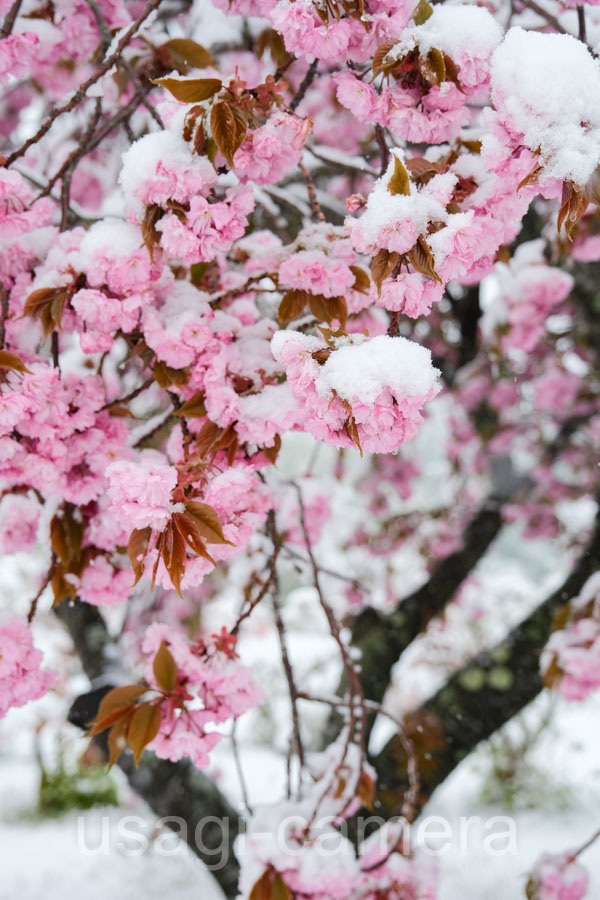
{"left": 518, "top": 0, "right": 567, "bottom": 34}
{"left": 577, "top": 5, "right": 587, "bottom": 42}
{"left": 298, "top": 162, "right": 325, "bottom": 223}
{"left": 230, "top": 720, "right": 253, "bottom": 815}
{"left": 375, "top": 124, "right": 389, "bottom": 174}
{"left": 0, "top": 287, "right": 8, "bottom": 349}
{"left": 100, "top": 375, "right": 154, "bottom": 411}
{"left": 1, "top": 0, "right": 23, "bottom": 37}
{"left": 289, "top": 58, "right": 319, "bottom": 113}
{"left": 573, "top": 824, "right": 600, "bottom": 860}
{"left": 4, "top": 0, "right": 163, "bottom": 167}
{"left": 28, "top": 558, "right": 56, "bottom": 624}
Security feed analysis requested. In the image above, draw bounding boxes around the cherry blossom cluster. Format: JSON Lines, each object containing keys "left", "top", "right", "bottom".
{"left": 0, "top": 615, "right": 56, "bottom": 718}
{"left": 335, "top": 5, "right": 502, "bottom": 145}
{"left": 271, "top": 330, "right": 440, "bottom": 453}
{"left": 542, "top": 573, "right": 600, "bottom": 702}
{"left": 526, "top": 851, "right": 589, "bottom": 900}
{"left": 137, "top": 624, "right": 264, "bottom": 768}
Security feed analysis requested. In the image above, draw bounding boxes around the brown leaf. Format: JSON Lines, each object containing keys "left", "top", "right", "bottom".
{"left": 87, "top": 684, "right": 146, "bottom": 735}
{"left": 425, "top": 47, "right": 445, "bottom": 85}
{"left": 95, "top": 685, "right": 147, "bottom": 723}
{"left": 372, "top": 39, "right": 398, "bottom": 78}
{"left": 371, "top": 248, "right": 400, "bottom": 294}
{"left": 141, "top": 203, "right": 164, "bottom": 259}
{"left": 154, "top": 360, "right": 191, "bottom": 388}
{"left": 210, "top": 101, "right": 238, "bottom": 167}
{"left": 517, "top": 161, "right": 543, "bottom": 193}
{"left": 127, "top": 701, "right": 162, "bottom": 765}
{"left": 271, "top": 875, "right": 292, "bottom": 900}
{"left": 405, "top": 157, "right": 439, "bottom": 182}
{"left": 174, "top": 391, "right": 207, "bottom": 418}
{"left": 443, "top": 53, "right": 463, "bottom": 92}
{"left": 23, "top": 286, "right": 69, "bottom": 338}
{"left": 249, "top": 870, "right": 273, "bottom": 900}
{"left": 349, "top": 265, "right": 370, "bottom": 294}
{"left": 388, "top": 154, "right": 411, "bottom": 196}
{"left": 161, "top": 519, "right": 187, "bottom": 597}
{"left": 263, "top": 433, "right": 282, "bottom": 465}
{"left": 152, "top": 77, "right": 222, "bottom": 103}
{"left": 255, "top": 28, "right": 291, "bottom": 67}
{"left": 50, "top": 564, "right": 78, "bottom": 607}
{"left": 107, "top": 717, "right": 129, "bottom": 768}
{"left": 0, "top": 350, "right": 31, "bottom": 373}
{"left": 409, "top": 236, "right": 441, "bottom": 283}
{"left": 184, "top": 501, "right": 232, "bottom": 545}
{"left": 413, "top": 0, "right": 433, "bottom": 25}
{"left": 128, "top": 526, "right": 151, "bottom": 586}
{"left": 278, "top": 289, "right": 309, "bottom": 324}
{"left": 162, "top": 38, "right": 215, "bottom": 72}
{"left": 50, "top": 504, "right": 84, "bottom": 568}
{"left": 153, "top": 640, "right": 178, "bottom": 692}
{"left": 196, "top": 420, "right": 223, "bottom": 457}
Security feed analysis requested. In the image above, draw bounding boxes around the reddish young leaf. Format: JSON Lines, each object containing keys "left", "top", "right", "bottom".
{"left": 127, "top": 701, "right": 162, "bottom": 765}
{"left": 210, "top": 101, "right": 238, "bottom": 167}
{"left": 153, "top": 640, "right": 178, "bottom": 692}
{"left": 152, "top": 76, "right": 222, "bottom": 103}
{"left": 0, "top": 351, "right": 32, "bottom": 374}
{"left": 162, "top": 39, "right": 215, "bottom": 72}
{"left": 184, "top": 501, "right": 233, "bottom": 545}
{"left": 128, "top": 526, "right": 152, "bottom": 586}
{"left": 173, "top": 391, "right": 207, "bottom": 418}
{"left": 278, "top": 289, "right": 310, "bottom": 324}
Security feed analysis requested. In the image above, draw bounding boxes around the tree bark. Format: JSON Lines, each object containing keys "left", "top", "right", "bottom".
{"left": 55, "top": 600, "right": 242, "bottom": 898}
{"left": 371, "top": 508, "right": 600, "bottom": 820}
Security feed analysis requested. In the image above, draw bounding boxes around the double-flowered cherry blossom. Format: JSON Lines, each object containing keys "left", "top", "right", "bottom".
{"left": 271, "top": 330, "right": 440, "bottom": 454}
{"left": 0, "top": 616, "right": 55, "bottom": 719}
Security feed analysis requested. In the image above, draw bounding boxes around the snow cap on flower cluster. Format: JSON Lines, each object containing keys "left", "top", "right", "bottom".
{"left": 488, "top": 28, "right": 600, "bottom": 185}
{"left": 271, "top": 330, "right": 440, "bottom": 453}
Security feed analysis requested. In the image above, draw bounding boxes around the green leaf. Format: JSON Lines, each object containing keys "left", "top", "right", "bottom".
{"left": 413, "top": 0, "right": 433, "bottom": 25}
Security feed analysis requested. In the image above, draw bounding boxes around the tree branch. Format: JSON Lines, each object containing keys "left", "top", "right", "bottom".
{"left": 372, "top": 505, "right": 600, "bottom": 819}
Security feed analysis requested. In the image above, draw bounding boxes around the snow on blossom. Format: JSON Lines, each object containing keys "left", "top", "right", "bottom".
{"left": 237, "top": 799, "right": 360, "bottom": 899}
{"left": 527, "top": 851, "right": 589, "bottom": 900}
{"left": 120, "top": 128, "right": 254, "bottom": 263}
{"left": 335, "top": 6, "right": 501, "bottom": 144}
{"left": 0, "top": 617, "right": 55, "bottom": 719}
{"left": 106, "top": 456, "right": 178, "bottom": 532}
{"left": 358, "top": 823, "right": 438, "bottom": 899}
{"left": 541, "top": 573, "right": 600, "bottom": 701}
{"left": 487, "top": 28, "right": 600, "bottom": 186}
{"left": 271, "top": 330, "right": 440, "bottom": 453}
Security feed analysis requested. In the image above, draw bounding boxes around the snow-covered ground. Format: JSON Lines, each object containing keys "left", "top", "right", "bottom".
{"left": 2, "top": 691, "right": 600, "bottom": 899}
